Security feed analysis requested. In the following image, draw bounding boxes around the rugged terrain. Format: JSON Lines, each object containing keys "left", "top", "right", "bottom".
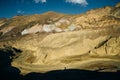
{"left": 0, "top": 3, "right": 120, "bottom": 74}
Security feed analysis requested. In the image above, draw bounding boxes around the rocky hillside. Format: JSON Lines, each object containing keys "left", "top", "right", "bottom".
{"left": 0, "top": 3, "right": 120, "bottom": 74}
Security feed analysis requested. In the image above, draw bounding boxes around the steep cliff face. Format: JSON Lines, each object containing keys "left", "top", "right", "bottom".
{"left": 0, "top": 3, "right": 120, "bottom": 74}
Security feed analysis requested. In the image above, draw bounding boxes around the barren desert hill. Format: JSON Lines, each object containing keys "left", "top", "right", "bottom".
{"left": 0, "top": 4, "right": 120, "bottom": 38}
{"left": 0, "top": 3, "right": 120, "bottom": 74}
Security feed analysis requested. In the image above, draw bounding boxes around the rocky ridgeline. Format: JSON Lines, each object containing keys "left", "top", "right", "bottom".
{"left": 0, "top": 3, "right": 120, "bottom": 37}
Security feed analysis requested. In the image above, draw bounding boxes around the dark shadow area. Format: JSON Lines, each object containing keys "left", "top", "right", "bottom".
{"left": 0, "top": 47, "right": 120, "bottom": 80}
{"left": 0, "top": 47, "right": 23, "bottom": 80}
{"left": 25, "top": 69, "right": 120, "bottom": 80}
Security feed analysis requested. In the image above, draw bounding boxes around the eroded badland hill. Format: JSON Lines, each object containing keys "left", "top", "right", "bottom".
{"left": 0, "top": 3, "right": 120, "bottom": 77}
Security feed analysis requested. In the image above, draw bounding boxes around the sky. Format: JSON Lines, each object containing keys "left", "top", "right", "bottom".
{"left": 0, "top": 0, "right": 120, "bottom": 18}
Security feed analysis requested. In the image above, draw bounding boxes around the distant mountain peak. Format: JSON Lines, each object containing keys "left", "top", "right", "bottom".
{"left": 115, "top": 2, "right": 120, "bottom": 7}
{"left": 42, "top": 11, "right": 60, "bottom": 15}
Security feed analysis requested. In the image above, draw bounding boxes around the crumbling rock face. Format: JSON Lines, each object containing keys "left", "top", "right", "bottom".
{"left": 0, "top": 27, "right": 119, "bottom": 74}
{"left": 90, "top": 36, "right": 120, "bottom": 56}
